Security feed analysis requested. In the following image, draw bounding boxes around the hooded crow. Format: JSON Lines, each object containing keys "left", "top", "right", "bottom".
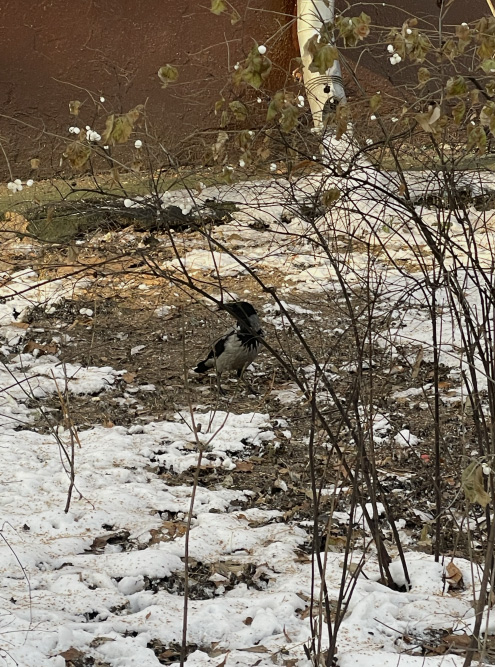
{"left": 193, "top": 301, "right": 263, "bottom": 387}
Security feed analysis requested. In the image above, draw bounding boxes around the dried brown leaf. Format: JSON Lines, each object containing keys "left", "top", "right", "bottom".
{"left": 86, "top": 530, "right": 130, "bottom": 554}
{"left": 157, "top": 64, "right": 179, "bottom": 88}
{"left": 89, "top": 636, "right": 115, "bottom": 648}
{"left": 443, "top": 633, "right": 471, "bottom": 647}
{"left": 462, "top": 461, "right": 491, "bottom": 507}
{"left": 69, "top": 100, "right": 82, "bottom": 116}
{"left": 445, "top": 561, "right": 463, "bottom": 588}
{"left": 23, "top": 340, "right": 58, "bottom": 356}
{"left": 212, "top": 131, "right": 229, "bottom": 162}
{"left": 65, "top": 141, "right": 91, "bottom": 169}
{"left": 60, "top": 647, "right": 84, "bottom": 661}
{"left": 102, "top": 106, "right": 143, "bottom": 145}
{"left": 235, "top": 461, "right": 254, "bottom": 472}
{"left": 418, "top": 524, "right": 432, "bottom": 545}
{"left": 210, "top": 0, "right": 226, "bottom": 14}
{"left": 411, "top": 347, "right": 423, "bottom": 379}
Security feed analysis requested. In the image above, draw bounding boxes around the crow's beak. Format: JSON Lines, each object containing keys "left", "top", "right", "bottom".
{"left": 218, "top": 302, "right": 235, "bottom": 314}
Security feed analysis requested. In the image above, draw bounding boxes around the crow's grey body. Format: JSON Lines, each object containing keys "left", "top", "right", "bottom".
{"left": 194, "top": 302, "right": 263, "bottom": 379}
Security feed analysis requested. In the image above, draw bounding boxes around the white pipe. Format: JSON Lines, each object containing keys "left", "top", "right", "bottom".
{"left": 297, "top": 0, "right": 346, "bottom": 128}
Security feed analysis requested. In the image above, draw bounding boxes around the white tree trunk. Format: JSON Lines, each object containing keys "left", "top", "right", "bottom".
{"left": 297, "top": 0, "right": 345, "bottom": 128}
{"left": 297, "top": 0, "right": 393, "bottom": 185}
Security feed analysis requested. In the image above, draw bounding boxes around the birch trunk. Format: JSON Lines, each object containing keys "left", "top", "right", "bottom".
{"left": 297, "top": 0, "right": 395, "bottom": 190}
{"left": 297, "top": 0, "right": 345, "bottom": 128}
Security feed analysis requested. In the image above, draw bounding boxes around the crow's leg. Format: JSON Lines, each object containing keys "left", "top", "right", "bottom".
{"left": 237, "top": 366, "right": 257, "bottom": 394}
{"left": 216, "top": 372, "right": 226, "bottom": 395}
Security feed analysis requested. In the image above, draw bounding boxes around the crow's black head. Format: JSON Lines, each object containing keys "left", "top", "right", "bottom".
{"left": 222, "top": 301, "right": 257, "bottom": 321}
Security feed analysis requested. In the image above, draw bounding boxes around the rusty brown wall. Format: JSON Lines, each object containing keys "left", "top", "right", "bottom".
{"left": 0, "top": 0, "right": 296, "bottom": 178}
{"left": 0, "top": 0, "right": 489, "bottom": 179}
{"left": 335, "top": 0, "right": 489, "bottom": 92}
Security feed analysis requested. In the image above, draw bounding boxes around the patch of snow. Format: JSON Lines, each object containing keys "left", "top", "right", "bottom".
{"left": 394, "top": 429, "right": 420, "bottom": 447}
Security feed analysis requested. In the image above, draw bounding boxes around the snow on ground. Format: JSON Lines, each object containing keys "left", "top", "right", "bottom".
{"left": 0, "top": 171, "right": 493, "bottom": 665}
{"left": 0, "top": 268, "right": 92, "bottom": 325}
{"left": 0, "top": 395, "right": 298, "bottom": 664}
{"left": 163, "top": 171, "right": 495, "bottom": 396}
